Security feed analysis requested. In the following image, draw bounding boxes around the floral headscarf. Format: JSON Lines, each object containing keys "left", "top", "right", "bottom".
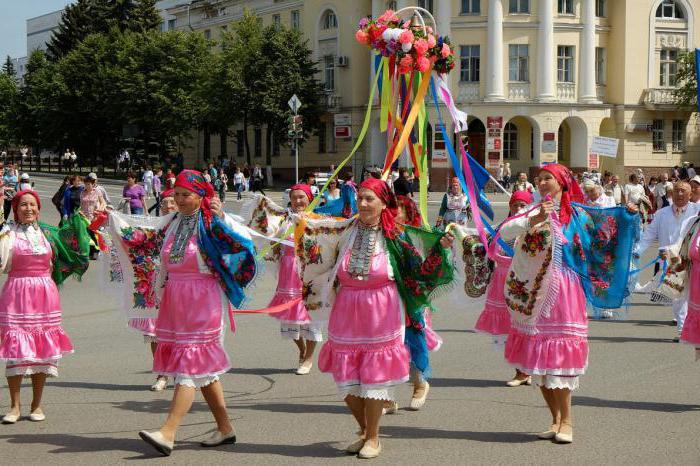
{"left": 12, "top": 189, "right": 41, "bottom": 223}
{"left": 397, "top": 194, "right": 422, "bottom": 227}
{"left": 290, "top": 184, "right": 314, "bottom": 202}
{"left": 175, "top": 169, "right": 215, "bottom": 222}
{"left": 538, "top": 164, "right": 584, "bottom": 225}
{"left": 359, "top": 178, "right": 399, "bottom": 238}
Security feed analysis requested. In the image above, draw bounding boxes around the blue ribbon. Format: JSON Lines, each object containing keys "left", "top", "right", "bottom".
{"left": 428, "top": 77, "right": 514, "bottom": 257}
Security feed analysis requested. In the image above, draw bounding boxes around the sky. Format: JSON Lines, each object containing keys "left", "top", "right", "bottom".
{"left": 0, "top": 0, "right": 75, "bottom": 60}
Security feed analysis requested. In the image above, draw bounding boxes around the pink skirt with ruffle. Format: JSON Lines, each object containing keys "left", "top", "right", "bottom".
{"left": 474, "top": 265, "right": 511, "bottom": 337}
{"left": 0, "top": 275, "right": 72, "bottom": 362}
{"left": 504, "top": 267, "right": 588, "bottom": 376}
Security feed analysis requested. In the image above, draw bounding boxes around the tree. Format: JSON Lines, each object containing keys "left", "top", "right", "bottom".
{"left": 47, "top": 0, "right": 161, "bottom": 61}
{"left": 257, "top": 25, "right": 324, "bottom": 172}
{"left": 673, "top": 51, "right": 697, "bottom": 109}
{"left": 0, "top": 73, "right": 18, "bottom": 148}
{"left": 131, "top": 0, "right": 162, "bottom": 32}
{"left": 2, "top": 56, "right": 15, "bottom": 78}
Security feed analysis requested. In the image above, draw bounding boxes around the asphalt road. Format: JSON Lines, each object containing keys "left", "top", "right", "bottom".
{"left": 0, "top": 175, "right": 698, "bottom": 465}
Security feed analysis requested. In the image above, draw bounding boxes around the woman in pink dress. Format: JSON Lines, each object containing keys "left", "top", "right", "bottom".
{"left": 0, "top": 191, "right": 83, "bottom": 424}
{"left": 500, "top": 164, "right": 637, "bottom": 444}
{"left": 474, "top": 190, "right": 532, "bottom": 387}
{"left": 112, "top": 171, "right": 256, "bottom": 456}
{"left": 125, "top": 189, "right": 177, "bottom": 392}
{"left": 295, "top": 179, "right": 455, "bottom": 458}
{"left": 267, "top": 184, "right": 323, "bottom": 375}
{"left": 667, "top": 213, "right": 700, "bottom": 355}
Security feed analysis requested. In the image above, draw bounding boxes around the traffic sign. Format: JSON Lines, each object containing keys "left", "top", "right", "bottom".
{"left": 288, "top": 94, "right": 302, "bottom": 114}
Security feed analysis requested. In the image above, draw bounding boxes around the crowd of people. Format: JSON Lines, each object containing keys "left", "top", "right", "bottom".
{"left": 0, "top": 160, "right": 699, "bottom": 460}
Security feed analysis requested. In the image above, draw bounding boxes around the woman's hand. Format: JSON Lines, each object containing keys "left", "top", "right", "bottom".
{"left": 625, "top": 202, "right": 639, "bottom": 214}
{"left": 530, "top": 200, "right": 554, "bottom": 226}
{"left": 440, "top": 232, "right": 454, "bottom": 249}
{"left": 210, "top": 197, "right": 225, "bottom": 218}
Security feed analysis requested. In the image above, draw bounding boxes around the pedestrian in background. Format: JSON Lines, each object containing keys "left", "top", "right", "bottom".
{"left": 233, "top": 167, "right": 245, "bottom": 200}
{"left": 142, "top": 166, "right": 154, "bottom": 199}
{"left": 122, "top": 172, "right": 146, "bottom": 215}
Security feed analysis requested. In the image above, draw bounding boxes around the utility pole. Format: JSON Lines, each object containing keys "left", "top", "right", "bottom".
{"left": 288, "top": 94, "right": 303, "bottom": 182}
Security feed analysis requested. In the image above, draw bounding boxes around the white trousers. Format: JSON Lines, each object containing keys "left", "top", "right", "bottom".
{"left": 672, "top": 297, "right": 688, "bottom": 334}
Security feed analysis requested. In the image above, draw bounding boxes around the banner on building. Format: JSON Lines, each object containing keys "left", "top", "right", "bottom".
{"left": 487, "top": 151, "right": 501, "bottom": 169}
{"left": 590, "top": 136, "right": 619, "bottom": 158}
{"left": 588, "top": 153, "right": 599, "bottom": 169}
{"left": 432, "top": 123, "right": 449, "bottom": 168}
{"left": 542, "top": 132, "right": 557, "bottom": 154}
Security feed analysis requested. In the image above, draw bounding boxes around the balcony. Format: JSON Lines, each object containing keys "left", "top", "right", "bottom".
{"left": 557, "top": 82, "right": 576, "bottom": 102}
{"left": 457, "top": 82, "right": 480, "bottom": 103}
{"left": 642, "top": 88, "right": 676, "bottom": 109}
{"left": 325, "top": 92, "right": 342, "bottom": 110}
{"left": 507, "top": 82, "right": 530, "bottom": 101}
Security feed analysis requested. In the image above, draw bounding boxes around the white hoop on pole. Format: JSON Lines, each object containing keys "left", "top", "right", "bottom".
{"left": 395, "top": 6, "right": 438, "bottom": 35}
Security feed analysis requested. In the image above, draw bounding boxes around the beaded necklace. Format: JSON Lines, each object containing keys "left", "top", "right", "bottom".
{"left": 168, "top": 211, "right": 198, "bottom": 264}
{"left": 348, "top": 221, "right": 380, "bottom": 280}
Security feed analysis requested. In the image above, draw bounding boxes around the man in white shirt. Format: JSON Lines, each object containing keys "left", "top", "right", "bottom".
{"left": 637, "top": 181, "right": 699, "bottom": 339}
{"left": 654, "top": 172, "right": 673, "bottom": 210}
{"left": 583, "top": 180, "right": 615, "bottom": 207}
{"left": 604, "top": 175, "right": 623, "bottom": 205}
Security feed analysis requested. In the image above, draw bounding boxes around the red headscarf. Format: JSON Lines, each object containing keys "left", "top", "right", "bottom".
{"left": 397, "top": 194, "right": 422, "bottom": 227}
{"left": 509, "top": 190, "right": 533, "bottom": 207}
{"left": 174, "top": 169, "right": 215, "bottom": 221}
{"left": 290, "top": 184, "right": 314, "bottom": 202}
{"left": 12, "top": 189, "right": 41, "bottom": 223}
{"left": 359, "top": 178, "right": 399, "bottom": 238}
{"left": 160, "top": 189, "right": 175, "bottom": 199}
{"left": 538, "top": 164, "right": 584, "bottom": 225}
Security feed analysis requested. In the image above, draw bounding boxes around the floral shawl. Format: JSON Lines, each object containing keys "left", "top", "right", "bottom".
{"left": 563, "top": 203, "right": 639, "bottom": 309}
{"left": 504, "top": 218, "right": 560, "bottom": 333}
{"left": 504, "top": 204, "right": 638, "bottom": 332}
{"left": 0, "top": 217, "right": 90, "bottom": 286}
{"left": 293, "top": 216, "right": 455, "bottom": 375}
{"left": 450, "top": 225, "right": 492, "bottom": 299}
{"left": 662, "top": 215, "right": 700, "bottom": 301}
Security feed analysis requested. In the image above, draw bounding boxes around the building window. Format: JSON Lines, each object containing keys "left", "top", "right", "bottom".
{"left": 236, "top": 130, "right": 244, "bottom": 158}
{"left": 460, "top": 45, "right": 480, "bottom": 82}
{"left": 168, "top": 19, "right": 176, "bottom": 30}
{"left": 272, "top": 132, "right": 280, "bottom": 157}
{"left": 272, "top": 14, "right": 281, "bottom": 28}
{"left": 557, "top": 46, "right": 575, "bottom": 82}
{"left": 461, "top": 0, "right": 481, "bottom": 14}
{"left": 595, "top": 0, "right": 606, "bottom": 17}
{"left": 203, "top": 29, "right": 211, "bottom": 40}
{"left": 595, "top": 47, "right": 606, "bottom": 84}
{"left": 418, "top": 0, "right": 434, "bottom": 13}
{"left": 254, "top": 127, "right": 262, "bottom": 157}
{"left": 656, "top": 0, "right": 684, "bottom": 19}
{"left": 318, "top": 123, "right": 327, "bottom": 153}
{"left": 322, "top": 10, "right": 338, "bottom": 29}
{"left": 652, "top": 119, "right": 665, "bottom": 152}
{"left": 558, "top": 0, "right": 573, "bottom": 14}
{"left": 672, "top": 120, "right": 686, "bottom": 152}
{"left": 660, "top": 49, "right": 678, "bottom": 87}
{"left": 324, "top": 55, "right": 335, "bottom": 91}
{"left": 291, "top": 10, "right": 300, "bottom": 29}
{"left": 509, "top": 0, "right": 530, "bottom": 14}
{"left": 503, "top": 122, "right": 518, "bottom": 160}
{"left": 508, "top": 44, "right": 529, "bottom": 82}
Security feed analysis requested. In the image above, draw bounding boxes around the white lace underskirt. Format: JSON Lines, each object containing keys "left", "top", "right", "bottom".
{"left": 337, "top": 377, "right": 409, "bottom": 401}
{"left": 280, "top": 322, "right": 324, "bottom": 342}
{"left": 174, "top": 374, "right": 219, "bottom": 389}
{"left": 143, "top": 335, "right": 157, "bottom": 344}
{"left": 533, "top": 375, "right": 580, "bottom": 391}
{"left": 6, "top": 359, "right": 59, "bottom": 378}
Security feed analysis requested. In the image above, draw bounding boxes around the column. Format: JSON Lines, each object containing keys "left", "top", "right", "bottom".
{"left": 579, "top": 0, "right": 599, "bottom": 103}
{"left": 536, "top": 0, "right": 555, "bottom": 101}
{"left": 436, "top": 0, "right": 452, "bottom": 40}
{"left": 485, "top": 0, "right": 505, "bottom": 101}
